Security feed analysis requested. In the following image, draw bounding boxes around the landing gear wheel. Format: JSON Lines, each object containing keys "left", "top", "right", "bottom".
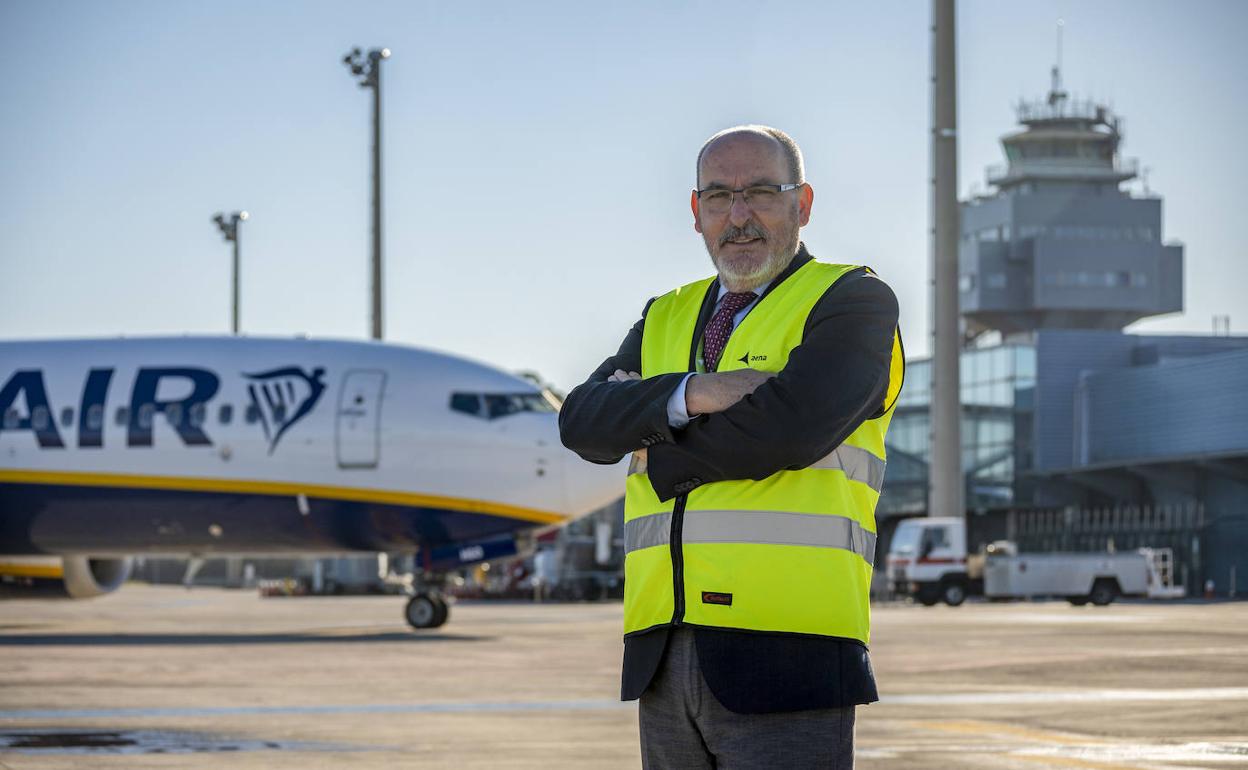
{"left": 432, "top": 594, "right": 449, "bottom": 627}
{"left": 405, "top": 593, "right": 448, "bottom": 629}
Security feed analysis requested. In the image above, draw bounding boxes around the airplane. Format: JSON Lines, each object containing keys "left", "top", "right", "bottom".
{"left": 0, "top": 334, "right": 622, "bottom": 629}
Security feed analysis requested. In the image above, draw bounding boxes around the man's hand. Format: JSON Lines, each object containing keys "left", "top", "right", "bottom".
{"left": 685, "top": 369, "right": 775, "bottom": 416}
{"left": 607, "top": 369, "right": 641, "bottom": 383}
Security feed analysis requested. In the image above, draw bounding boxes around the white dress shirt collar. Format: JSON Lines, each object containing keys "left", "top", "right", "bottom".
{"left": 716, "top": 276, "right": 774, "bottom": 302}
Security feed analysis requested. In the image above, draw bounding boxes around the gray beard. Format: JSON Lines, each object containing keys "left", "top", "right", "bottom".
{"left": 715, "top": 250, "right": 788, "bottom": 289}
{"left": 709, "top": 228, "right": 800, "bottom": 290}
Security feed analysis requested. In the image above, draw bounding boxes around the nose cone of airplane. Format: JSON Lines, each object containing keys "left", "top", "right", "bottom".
{"left": 561, "top": 448, "right": 626, "bottom": 517}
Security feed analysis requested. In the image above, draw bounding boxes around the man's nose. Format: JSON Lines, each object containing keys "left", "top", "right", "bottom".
{"left": 728, "top": 194, "right": 753, "bottom": 227}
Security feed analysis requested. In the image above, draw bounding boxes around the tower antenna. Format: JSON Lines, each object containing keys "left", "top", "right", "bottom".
{"left": 1049, "top": 18, "right": 1067, "bottom": 105}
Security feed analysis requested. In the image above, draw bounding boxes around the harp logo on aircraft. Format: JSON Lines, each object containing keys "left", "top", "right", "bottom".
{"left": 242, "top": 366, "right": 327, "bottom": 454}
{"left": 0, "top": 365, "right": 326, "bottom": 452}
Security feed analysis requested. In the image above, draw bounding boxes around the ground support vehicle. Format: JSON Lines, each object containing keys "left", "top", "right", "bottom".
{"left": 886, "top": 517, "right": 1185, "bottom": 606}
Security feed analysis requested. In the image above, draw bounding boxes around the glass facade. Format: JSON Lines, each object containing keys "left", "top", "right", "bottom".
{"left": 880, "top": 345, "right": 1036, "bottom": 515}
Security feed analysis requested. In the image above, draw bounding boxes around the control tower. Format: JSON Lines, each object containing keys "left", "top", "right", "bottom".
{"left": 959, "top": 65, "right": 1183, "bottom": 338}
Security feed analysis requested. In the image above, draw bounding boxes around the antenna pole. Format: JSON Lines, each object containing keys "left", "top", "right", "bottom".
{"left": 1050, "top": 19, "right": 1067, "bottom": 104}
{"left": 1056, "top": 17, "right": 1064, "bottom": 82}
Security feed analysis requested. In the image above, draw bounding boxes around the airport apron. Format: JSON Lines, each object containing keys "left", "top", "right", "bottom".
{"left": 622, "top": 259, "right": 904, "bottom": 644}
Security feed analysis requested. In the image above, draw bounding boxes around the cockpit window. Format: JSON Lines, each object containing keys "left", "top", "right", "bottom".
{"left": 450, "top": 391, "right": 557, "bottom": 420}
{"left": 484, "top": 393, "right": 556, "bottom": 419}
{"left": 450, "top": 393, "right": 483, "bottom": 417}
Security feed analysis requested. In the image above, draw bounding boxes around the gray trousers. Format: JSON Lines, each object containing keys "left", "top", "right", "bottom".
{"left": 638, "top": 627, "right": 855, "bottom": 769}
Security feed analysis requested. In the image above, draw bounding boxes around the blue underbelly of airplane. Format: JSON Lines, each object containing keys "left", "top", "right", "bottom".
{"left": 0, "top": 481, "right": 543, "bottom": 558}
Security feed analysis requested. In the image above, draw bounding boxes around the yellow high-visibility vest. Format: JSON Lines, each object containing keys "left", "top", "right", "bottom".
{"left": 623, "top": 259, "right": 904, "bottom": 644}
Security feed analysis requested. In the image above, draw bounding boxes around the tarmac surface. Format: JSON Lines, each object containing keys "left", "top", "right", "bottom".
{"left": 2, "top": 585, "right": 1247, "bottom": 769}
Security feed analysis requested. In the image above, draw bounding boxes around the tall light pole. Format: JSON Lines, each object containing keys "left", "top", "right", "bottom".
{"left": 343, "top": 46, "right": 390, "bottom": 341}
{"left": 929, "top": 0, "right": 964, "bottom": 519}
{"left": 212, "top": 210, "right": 249, "bottom": 334}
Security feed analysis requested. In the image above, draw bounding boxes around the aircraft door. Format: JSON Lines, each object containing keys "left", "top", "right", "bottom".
{"left": 336, "top": 369, "right": 386, "bottom": 468}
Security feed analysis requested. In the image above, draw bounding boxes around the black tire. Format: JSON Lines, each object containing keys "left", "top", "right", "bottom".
{"left": 404, "top": 593, "right": 447, "bottom": 629}
{"left": 917, "top": 585, "right": 941, "bottom": 607}
{"left": 1067, "top": 596, "right": 1089, "bottom": 606}
{"left": 941, "top": 580, "right": 968, "bottom": 607}
{"left": 432, "top": 595, "right": 449, "bottom": 627}
{"left": 1089, "top": 579, "right": 1118, "bottom": 607}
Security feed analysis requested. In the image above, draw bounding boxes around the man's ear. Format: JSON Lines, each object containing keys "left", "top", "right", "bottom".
{"left": 798, "top": 183, "right": 814, "bottom": 227}
{"left": 691, "top": 189, "right": 703, "bottom": 234}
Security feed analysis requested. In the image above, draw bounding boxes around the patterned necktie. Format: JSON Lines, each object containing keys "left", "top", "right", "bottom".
{"left": 702, "top": 291, "right": 758, "bottom": 372}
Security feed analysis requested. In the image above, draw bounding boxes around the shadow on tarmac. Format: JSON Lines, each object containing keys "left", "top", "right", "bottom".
{"left": 0, "top": 631, "right": 491, "bottom": 646}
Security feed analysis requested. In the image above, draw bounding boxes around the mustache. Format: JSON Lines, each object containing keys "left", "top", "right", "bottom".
{"left": 718, "top": 223, "right": 768, "bottom": 247}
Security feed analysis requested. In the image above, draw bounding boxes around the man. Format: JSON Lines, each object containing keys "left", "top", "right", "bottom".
{"left": 559, "top": 125, "right": 903, "bottom": 768}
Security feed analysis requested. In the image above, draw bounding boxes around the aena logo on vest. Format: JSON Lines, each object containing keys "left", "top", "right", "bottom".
{"left": 736, "top": 352, "right": 768, "bottom": 366}
{"left": 0, "top": 365, "right": 326, "bottom": 454}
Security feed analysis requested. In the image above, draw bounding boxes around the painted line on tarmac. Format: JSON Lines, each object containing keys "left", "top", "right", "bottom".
{"left": 5, "top": 687, "right": 1248, "bottom": 721}
{"left": 914, "top": 719, "right": 1108, "bottom": 745}
{"left": 1019, "top": 742, "right": 1248, "bottom": 764}
{"left": 881, "top": 687, "right": 1248, "bottom": 706}
{"left": 0, "top": 700, "right": 637, "bottom": 721}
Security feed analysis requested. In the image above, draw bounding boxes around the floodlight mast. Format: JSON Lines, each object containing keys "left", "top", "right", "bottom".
{"left": 929, "top": 0, "right": 964, "bottom": 520}
{"left": 212, "top": 211, "right": 249, "bottom": 334}
{"left": 342, "top": 46, "right": 390, "bottom": 340}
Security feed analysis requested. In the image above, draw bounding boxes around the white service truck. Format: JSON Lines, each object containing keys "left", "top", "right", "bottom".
{"left": 886, "top": 517, "right": 1185, "bottom": 606}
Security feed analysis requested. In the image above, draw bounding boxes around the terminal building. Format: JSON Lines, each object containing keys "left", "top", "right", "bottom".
{"left": 881, "top": 70, "right": 1248, "bottom": 597}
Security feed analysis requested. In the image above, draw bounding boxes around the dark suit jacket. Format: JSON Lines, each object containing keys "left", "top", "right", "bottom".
{"left": 558, "top": 243, "right": 901, "bottom": 713}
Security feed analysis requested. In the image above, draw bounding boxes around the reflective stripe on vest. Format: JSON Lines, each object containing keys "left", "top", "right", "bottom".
{"left": 630, "top": 442, "right": 887, "bottom": 493}
{"left": 624, "top": 510, "right": 877, "bottom": 560}
{"left": 622, "top": 259, "right": 904, "bottom": 644}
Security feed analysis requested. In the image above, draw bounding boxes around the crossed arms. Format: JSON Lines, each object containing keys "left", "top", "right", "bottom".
{"left": 557, "top": 269, "right": 900, "bottom": 502}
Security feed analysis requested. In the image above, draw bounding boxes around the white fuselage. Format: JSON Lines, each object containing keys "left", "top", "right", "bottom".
{"left": 0, "top": 334, "right": 622, "bottom": 559}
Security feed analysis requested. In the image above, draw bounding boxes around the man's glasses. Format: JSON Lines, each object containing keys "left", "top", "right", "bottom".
{"left": 695, "top": 183, "right": 802, "bottom": 215}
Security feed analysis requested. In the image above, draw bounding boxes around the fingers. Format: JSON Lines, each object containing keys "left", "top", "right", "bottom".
{"left": 629, "top": 449, "right": 648, "bottom": 475}
{"left": 607, "top": 369, "right": 642, "bottom": 383}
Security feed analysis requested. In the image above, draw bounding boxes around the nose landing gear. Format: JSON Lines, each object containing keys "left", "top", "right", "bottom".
{"left": 404, "top": 591, "right": 449, "bottom": 629}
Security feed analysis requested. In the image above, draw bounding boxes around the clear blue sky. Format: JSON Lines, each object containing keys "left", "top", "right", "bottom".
{"left": 2, "top": 0, "right": 1244, "bottom": 391}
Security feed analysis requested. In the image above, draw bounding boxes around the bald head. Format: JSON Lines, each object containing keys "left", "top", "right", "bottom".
{"left": 696, "top": 125, "right": 805, "bottom": 189}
